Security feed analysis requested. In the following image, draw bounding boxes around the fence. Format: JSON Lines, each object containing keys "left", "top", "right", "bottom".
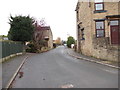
{"left": 1, "top": 41, "right": 24, "bottom": 58}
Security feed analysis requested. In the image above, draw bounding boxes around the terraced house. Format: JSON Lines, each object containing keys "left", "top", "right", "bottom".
{"left": 75, "top": 0, "right": 120, "bottom": 62}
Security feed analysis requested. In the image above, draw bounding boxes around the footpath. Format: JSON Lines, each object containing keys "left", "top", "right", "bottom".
{"left": 2, "top": 48, "right": 51, "bottom": 89}
{"left": 67, "top": 48, "right": 120, "bottom": 69}
{"left": 2, "top": 53, "right": 35, "bottom": 88}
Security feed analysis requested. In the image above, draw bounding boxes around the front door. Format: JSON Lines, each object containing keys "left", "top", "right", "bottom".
{"left": 110, "top": 25, "right": 119, "bottom": 44}
{"left": 110, "top": 20, "right": 119, "bottom": 45}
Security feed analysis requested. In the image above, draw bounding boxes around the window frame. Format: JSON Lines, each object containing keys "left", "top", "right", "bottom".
{"left": 95, "top": 20, "right": 105, "bottom": 38}
{"left": 95, "top": 2, "right": 104, "bottom": 11}
{"left": 81, "top": 28, "right": 85, "bottom": 40}
{"left": 110, "top": 20, "right": 119, "bottom": 26}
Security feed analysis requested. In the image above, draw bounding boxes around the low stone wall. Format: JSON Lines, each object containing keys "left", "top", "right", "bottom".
{"left": 91, "top": 37, "right": 119, "bottom": 62}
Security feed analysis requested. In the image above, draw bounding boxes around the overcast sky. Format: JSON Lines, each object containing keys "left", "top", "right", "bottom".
{"left": 0, "top": 0, "right": 78, "bottom": 40}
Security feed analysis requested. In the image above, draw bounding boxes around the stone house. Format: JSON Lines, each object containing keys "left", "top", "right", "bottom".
{"left": 34, "top": 25, "right": 53, "bottom": 49}
{"left": 75, "top": 0, "right": 120, "bottom": 62}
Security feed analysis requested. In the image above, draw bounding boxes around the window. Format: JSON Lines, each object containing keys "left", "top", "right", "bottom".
{"left": 81, "top": 29, "right": 85, "bottom": 40}
{"left": 95, "top": 21, "right": 105, "bottom": 37}
{"left": 95, "top": 0, "right": 104, "bottom": 11}
{"left": 110, "top": 20, "right": 119, "bottom": 26}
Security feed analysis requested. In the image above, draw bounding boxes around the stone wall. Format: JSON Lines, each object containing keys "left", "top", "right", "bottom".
{"left": 76, "top": 2, "right": 93, "bottom": 56}
{"left": 118, "top": 1, "right": 120, "bottom": 15}
{"left": 92, "top": 36, "right": 119, "bottom": 62}
{"left": 48, "top": 29, "right": 53, "bottom": 49}
{"left": 76, "top": 2, "right": 119, "bottom": 62}
{"left": 34, "top": 29, "right": 53, "bottom": 49}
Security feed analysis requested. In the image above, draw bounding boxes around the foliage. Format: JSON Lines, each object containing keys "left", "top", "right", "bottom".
{"left": 39, "top": 40, "right": 47, "bottom": 46}
{"left": 8, "top": 15, "right": 35, "bottom": 43}
{"left": 26, "top": 19, "right": 50, "bottom": 53}
{"left": 67, "top": 36, "right": 75, "bottom": 48}
{"left": 55, "top": 37, "right": 62, "bottom": 45}
{"left": 26, "top": 42, "right": 37, "bottom": 53}
{"left": 26, "top": 40, "right": 48, "bottom": 53}
{"left": 33, "top": 20, "right": 48, "bottom": 50}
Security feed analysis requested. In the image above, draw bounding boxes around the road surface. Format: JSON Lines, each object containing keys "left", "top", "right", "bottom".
{"left": 12, "top": 46, "right": 118, "bottom": 88}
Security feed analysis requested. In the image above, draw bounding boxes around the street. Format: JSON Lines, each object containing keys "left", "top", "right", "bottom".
{"left": 11, "top": 46, "right": 118, "bottom": 88}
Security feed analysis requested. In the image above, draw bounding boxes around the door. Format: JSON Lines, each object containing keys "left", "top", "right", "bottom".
{"left": 110, "top": 25, "right": 119, "bottom": 44}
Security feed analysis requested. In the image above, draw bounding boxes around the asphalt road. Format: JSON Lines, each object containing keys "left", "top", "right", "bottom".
{"left": 12, "top": 46, "right": 118, "bottom": 88}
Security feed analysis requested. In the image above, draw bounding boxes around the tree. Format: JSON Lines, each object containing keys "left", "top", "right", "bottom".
{"left": 61, "top": 40, "right": 66, "bottom": 45}
{"left": 39, "top": 18, "right": 47, "bottom": 26}
{"left": 55, "top": 37, "right": 62, "bottom": 45}
{"left": 67, "top": 36, "right": 75, "bottom": 48}
{"left": 33, "top": 21, "right": 48, "bottom": 51}
{"left": 8, "top": 15, "right": 35, "bottom": 43}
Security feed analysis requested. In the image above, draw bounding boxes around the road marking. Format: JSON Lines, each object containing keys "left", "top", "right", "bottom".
{"left": 103, "top": 69, "right": 118, "bottom": 74}
{"left": 99, "top": 68, "right": 118, "bottom": 74}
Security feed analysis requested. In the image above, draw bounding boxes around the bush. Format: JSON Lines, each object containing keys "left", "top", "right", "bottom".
{"left": 26, "top": 43, "right": 37, "bottom": 53}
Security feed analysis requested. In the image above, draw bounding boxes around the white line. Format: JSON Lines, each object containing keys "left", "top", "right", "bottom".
{"left": 100, "top": 68, "right": 118, "bottom": 74}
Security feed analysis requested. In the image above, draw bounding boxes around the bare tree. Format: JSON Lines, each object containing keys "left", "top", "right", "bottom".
{"left": 33, "top": 20, "right": 47, "bottom": 51}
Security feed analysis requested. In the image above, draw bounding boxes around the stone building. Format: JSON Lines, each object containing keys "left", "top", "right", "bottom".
{"left": 75, "top": 0, "right": 120, "bottom": 62}
{"left": 34, "top": 25, "right": 53, "bottom": 49}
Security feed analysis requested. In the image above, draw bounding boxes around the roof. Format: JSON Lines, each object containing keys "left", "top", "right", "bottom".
{"left": 36, "top": 26, "right": 51, "bottom": 31}
{"left": 40, "top": 26, "right": 51, "bottom": 30}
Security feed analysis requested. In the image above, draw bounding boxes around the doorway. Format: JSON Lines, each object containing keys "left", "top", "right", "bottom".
{"left": 110, "top": 20, "right": 119, "bottom": 45}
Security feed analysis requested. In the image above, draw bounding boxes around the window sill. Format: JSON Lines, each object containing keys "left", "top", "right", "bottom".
{"left": 94, "top": 10, "right": 107, "bottom": 13}
{"left": 96, "top": 36, "right": 105, "bottom": 38}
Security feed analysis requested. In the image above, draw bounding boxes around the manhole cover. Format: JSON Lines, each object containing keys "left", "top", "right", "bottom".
{"left": 61, "top": 84, "right": 74, "bottom": 88}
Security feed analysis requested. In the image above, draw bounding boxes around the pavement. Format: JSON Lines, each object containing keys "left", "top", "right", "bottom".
{"left": 2, "top": 53, "right": 35, "bottom": 88}
{"left": 8, "top": 46, "right": 118, "bottom": 88}
{"left": 67, "top": 48, "right": 120, "bottom": 69}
